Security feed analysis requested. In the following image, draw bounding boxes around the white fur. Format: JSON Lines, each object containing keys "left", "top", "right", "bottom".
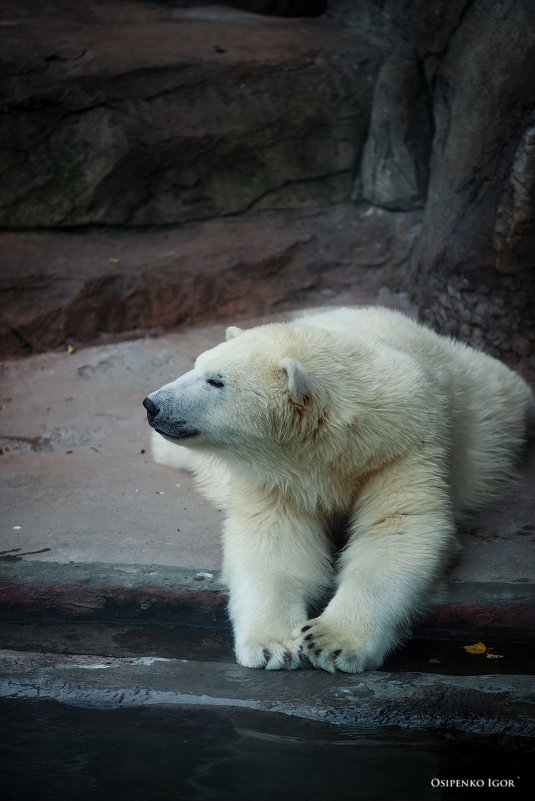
{"left": 147, "top": 307, "right": 534, "bottom": 673}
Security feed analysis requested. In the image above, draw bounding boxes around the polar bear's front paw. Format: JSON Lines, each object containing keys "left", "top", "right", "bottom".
{"left": 236, "top": 638, "right": 305, "bottom": 671}
{"left": 294, "top": 618, "right": 385, "bottom": 674}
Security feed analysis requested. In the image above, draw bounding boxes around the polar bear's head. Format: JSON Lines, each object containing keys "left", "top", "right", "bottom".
{"left": 143, "top": 323, "right": 332, "bottom": 457}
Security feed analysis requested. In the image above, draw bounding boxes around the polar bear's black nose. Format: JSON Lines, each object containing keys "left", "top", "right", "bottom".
{"left": 143, "top": 396, "right": 159, "bottom": 422}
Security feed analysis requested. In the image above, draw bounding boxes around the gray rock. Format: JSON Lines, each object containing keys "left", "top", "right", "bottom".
{"left": 405, "top": 0, "right": 535, "bottom": 367}
{"left": 327, "top": 0, "right": 412, "bottom": 44}
{"left": 355, "top": 44, "right": 432, "bottom": 210}
{"left": 495, "top": 119, "right": 535, "bottom": 276}
{"left": 0, "top": 3, "right": 384, "bottom": 228}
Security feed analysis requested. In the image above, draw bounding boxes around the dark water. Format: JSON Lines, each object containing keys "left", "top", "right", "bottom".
{"left": 0, "top": 698, "right": 532, "bottom": 801}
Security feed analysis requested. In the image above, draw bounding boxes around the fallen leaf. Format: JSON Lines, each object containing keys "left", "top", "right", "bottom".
{"left": 67, "top": 344, "right": 76, "bottom": 354}
{"left": 109, "top": 257, "right": 119, "bottom": 263}
{"left": 486, "top": 653, "right": 504, "bottom": 659}
{"left": 464, "top": 641, "right": 487, "bottom": 654}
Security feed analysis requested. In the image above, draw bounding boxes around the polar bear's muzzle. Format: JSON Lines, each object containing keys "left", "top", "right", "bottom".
{"left": 143, "top": 394, "right": 199, "bottom": 441}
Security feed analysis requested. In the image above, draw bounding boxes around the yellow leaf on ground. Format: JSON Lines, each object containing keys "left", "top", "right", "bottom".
{"left": 464, "top": 641, "right": 487, "bottom": 654}
{"left": 486, "top": 653, "right": 504, "bottom": 659}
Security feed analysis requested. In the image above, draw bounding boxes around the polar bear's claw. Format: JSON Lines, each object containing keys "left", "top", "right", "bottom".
{"left": 295, "top": 618, "right": 382, "bottom": 673}
{"left": 237, "top": 639, "right": 303, "bottom": 671}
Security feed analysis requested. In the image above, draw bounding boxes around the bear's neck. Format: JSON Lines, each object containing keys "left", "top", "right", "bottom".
{"left": 225, "top": 440, "right": 379, "bottom": 518}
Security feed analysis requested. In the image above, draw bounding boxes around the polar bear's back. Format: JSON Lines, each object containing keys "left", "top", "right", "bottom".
{"left": 299, "top": 306, "right": 534, "bottom": 515}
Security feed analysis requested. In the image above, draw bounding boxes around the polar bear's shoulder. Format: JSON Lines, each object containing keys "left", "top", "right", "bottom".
{"left": 292, "top": 306, "right": 438, "bottom": 357}
{"left": 293, "top": 305, "right": 417, "bottom": 336}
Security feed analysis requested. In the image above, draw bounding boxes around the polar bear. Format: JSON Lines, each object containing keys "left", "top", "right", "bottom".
{"left": 143, "top": 307, "right": 534, "bottom": 673}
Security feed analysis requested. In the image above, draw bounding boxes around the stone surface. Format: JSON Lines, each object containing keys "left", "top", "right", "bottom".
{"left": 1, "top": 649, "right": 534, "bottom": 736}
{"left": 494, "top": 120, "right": 535, "bottom": 277}
{"left": 408, "top": 0, "right": 535, "bottom": 370}
{"left": 356, "top": 44, "right": 432, "bottom": 210}
{"left": 332, "top": 0, "right": 535, "bottom": 372}
{"left": 327, "top": 0, "right": 413, "bottom": 44}
{"left": 0, "top": 204, "right": 421, "bottom": 355}
{"left": 1, "top": 0, "right": 534, "bottom": 369}
{"left": 0, "top": 1, "right": 384, "bottom": 228}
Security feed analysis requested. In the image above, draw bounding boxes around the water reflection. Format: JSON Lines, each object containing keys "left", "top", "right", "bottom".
{"left": 0, "top": 699, "right": 531, "bottom": 801}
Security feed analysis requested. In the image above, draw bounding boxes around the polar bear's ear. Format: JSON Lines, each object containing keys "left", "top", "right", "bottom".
{"left": 226, "top": 326, "right": 244, "bottom": 340}
{"left": 279, "top": 357, "right": 312, "bottom": 405}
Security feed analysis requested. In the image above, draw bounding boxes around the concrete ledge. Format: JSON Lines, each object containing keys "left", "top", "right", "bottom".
{"left": 1, "top": 561, "right": 534, "bottom": 641}
{"left": 0, "top": 649, "right": 533, "bottom": 736}
{"left": 0, "top": 562, "right": 227, "bottom": 626}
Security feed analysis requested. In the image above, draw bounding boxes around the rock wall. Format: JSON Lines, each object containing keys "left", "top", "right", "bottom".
{"left": 0, "top": 2, "right": 383, "bottom": 228}
{"left": 330, "top": 0, "right": 535, "bottom": 368}
{"left": 0, "top": 205, "right": 420, "bottom": 355}
{"left": 412, "top": 0, "right": 535, "bottom": 365}
{"left": 1, "top": 1, "right": 534, "bottom": 370}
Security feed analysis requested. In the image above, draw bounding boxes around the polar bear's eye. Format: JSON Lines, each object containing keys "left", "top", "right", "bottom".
{"left": 207, "top": 378, "right": 225, "bottom": 389}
